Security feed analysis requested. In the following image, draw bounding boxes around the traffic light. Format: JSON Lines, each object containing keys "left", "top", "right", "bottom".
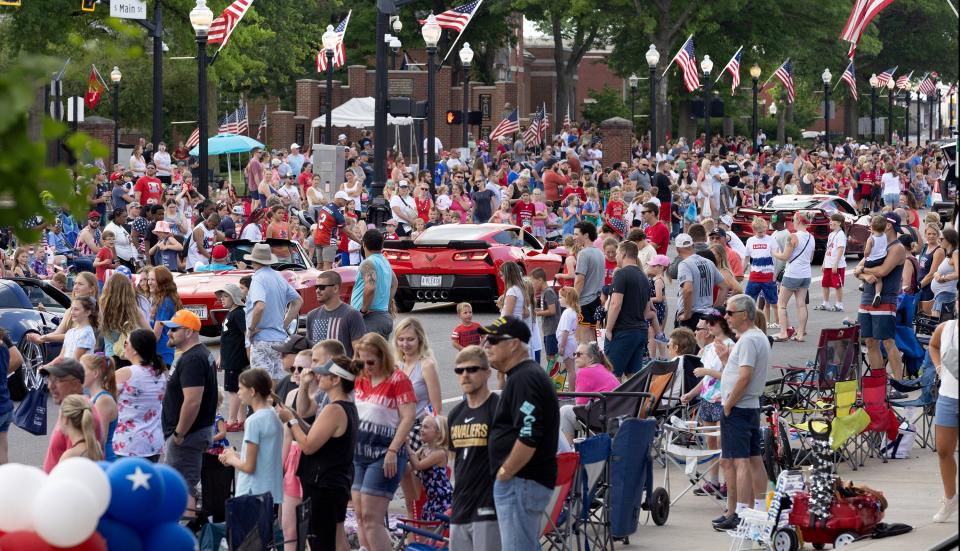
{"left": 446, "top": 110, "right": 462, "bottom": 125}
{"left": 81, "top": 0, "right": 96, "bottom": 12}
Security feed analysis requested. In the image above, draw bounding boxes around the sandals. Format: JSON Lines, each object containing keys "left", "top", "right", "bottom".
{"left": 790, "top": 334, "right": 806, "bottom": 342}
{"left": 772, "top": 335, "right": 790, "bottom": 343}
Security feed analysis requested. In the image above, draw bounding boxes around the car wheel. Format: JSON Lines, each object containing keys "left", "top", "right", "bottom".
{"left": 12, "top": 337, "right": 44, "bottom": 401}
{"left": 396, "top": 298, "right": 415, "bottom": 313}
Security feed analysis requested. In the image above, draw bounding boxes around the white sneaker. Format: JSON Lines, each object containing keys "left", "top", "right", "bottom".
{"left": 933, "top": 495, "right": 958, "bottom": 522}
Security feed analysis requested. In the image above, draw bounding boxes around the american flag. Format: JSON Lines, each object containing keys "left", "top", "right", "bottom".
{"left": 875, "top": 66, "right": 897, "bottom": 87}
{"left": 186, "top": 127, "right": 200, "bottom": 148}
{"left": 541, "top": 103, "right": 551, "bottom": 141}
{"left": 949, "top": 82, "right": 957, "bottom": 96}
{"left": 488, "top": 109, "right": 519, "bottom": 141}
{"left": 840, "top": 0, "right": 896, "bottom": 59}
{"left": 563, "top": 105, "right": 571, "bottom": 128}
{"left": 317, "top": 11, "right": 352, "bottom": 72}
{"left": 773, "top": 60, "right": 795, "bottom": 104}
{"left": 207, "top": 0, "right": 253, "bottom": 51}
{"left": 672, "top": 36, "right": 700, "bottom": 92}
{"left": 523, "top": 105, "right": 545, "bottom": 147}
{"left": 721, "top": 47, "right": 742, "bottom": 95}
{"left": 917, "top": 74, "right": 936, "bottom": 96}
{"left": 841, "top": 62, "right": 858, "bottom": 100}
{"left": 218, "top": 111, "right": 237, "bottom": 134}
{"left": 434, "top": 0, "right": 482, "bottom": 33}
{"left": 235, "top": 104, "right": 249, "bottom": 134}
{"left": 896, "top": 71, "right": 914, "bottom": 90}
{"left": 255, "top": 108, "right": 267, "bottom": 141}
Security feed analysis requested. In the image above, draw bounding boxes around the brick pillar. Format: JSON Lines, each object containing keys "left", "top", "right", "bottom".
{"left": 600, "top": 117, "right": 632, "bottom": 167}
{"left": 78, "top": 116, "right": 117, "bottom": 163}
{"left": 296, "top": 79, "right": 322, "bottom": 119}
{"left": 269, "top": 111, "right": 295, "bottom": 152}
{"left": 293, "top": 115, "right": 310, "bottom": 149}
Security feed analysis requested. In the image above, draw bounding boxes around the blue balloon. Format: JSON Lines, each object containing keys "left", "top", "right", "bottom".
{"left": 143, "top": 522, "right": 196, "bottom": 551}
{"left": 106, "top": 458, "right": 165, "bottom": 526}
{"left": 96, "top": 460, "right": 112, "bottom": 472}
{"left": 153, "top": 464, "right": 189, "bottom": 524}
{"left": 97, "top": 517, "right": 143, "bottom": 551}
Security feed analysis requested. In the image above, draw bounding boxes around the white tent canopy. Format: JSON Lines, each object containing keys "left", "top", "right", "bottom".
{"left": 311, "top": 97, "right": 413, "bottom": 128}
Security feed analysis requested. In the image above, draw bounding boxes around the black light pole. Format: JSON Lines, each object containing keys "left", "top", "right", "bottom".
{"left": 822, "top": 68, "right": 832, "bottom": 151}
{"left": 628, "top": 74, "right": 638, "bottom": 139}
{"left": 422, "top": 14, "right": 441, "bottom": 194}
{"left": 322, "top": 25, "right": 338, "bottom": 146}
{"left": 869, "top": 74, "right": 878, "bottom": 143}
{"left": 191, "top": 0, "right": 213, "bottom": 197}
{"left": 646, "top": 45, "right": 659, "bottom": 157}
{"left": 701, "top": 55, "right": 714, "bottom": 148}
{"left": 929, "top": 89, "right": 935, "bottom": 143}
{"left": 750, "top": 64, "right": 761, "bottom": 152}
{"left": 904, "top": 88, "right": 911, "bottom": 145}
{"left": 134, "top": 2, "right": 163, "bottom": 148}
{"left": 917, "top": 88, "right": 923, "bottom": 146}
{"left": 950, "top": 89, "right": 955, "bottom": 136}
{"left": 936, "top": 87, "right": 943, "bottom": 139}
{"left": 110, "top": 66, "right": 122, "bottom": 165}
{"left": 373, "top": 4, "right": 390, "bottom": 199}
{"left": 886, "top": 79, "right": 895, "bottom": 145}
{"left": 460, "top": 42, "right": 474, "bottom": 149}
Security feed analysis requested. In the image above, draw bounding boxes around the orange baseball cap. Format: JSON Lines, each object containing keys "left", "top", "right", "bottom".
{"left": 162, "top": 309, "right": 202, "bottom": 332}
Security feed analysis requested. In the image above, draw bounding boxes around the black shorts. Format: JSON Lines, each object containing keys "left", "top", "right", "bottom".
{"left": 675, "top": 311, "right": 704, "bottom": 331}
{"left": 578, "top": 297, "right": 602, "bottom": 328}
{"left": 302, "top": 485, "right": 350, "bottom": 551}
{"left": 223, "top": 368, "right": 246, "bottom": 393}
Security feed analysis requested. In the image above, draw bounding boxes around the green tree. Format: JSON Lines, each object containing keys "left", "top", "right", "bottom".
{"left": 581, "top": 85, "right": 629, "bottom": 124}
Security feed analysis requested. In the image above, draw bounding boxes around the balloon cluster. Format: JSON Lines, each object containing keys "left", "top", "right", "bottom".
{"left": 0, "top": 458, "right": 196, "bottom": 551}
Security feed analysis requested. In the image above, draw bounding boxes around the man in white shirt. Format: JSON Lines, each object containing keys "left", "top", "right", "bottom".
{"left": 389, "top": 180, "right": 418, "bottom": 236}
{"left": 153, "top": 142, "right": 173, "bottom": 185}
{"left": 287, "top": 143, "right": 306, "bottom": 177}
{"left": 423, "top": 136, "right": 443, "bottom": 157}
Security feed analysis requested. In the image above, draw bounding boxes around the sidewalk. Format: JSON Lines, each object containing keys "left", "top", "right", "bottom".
{"left": 616, "top": 443, "right": 957, "bottom": 550}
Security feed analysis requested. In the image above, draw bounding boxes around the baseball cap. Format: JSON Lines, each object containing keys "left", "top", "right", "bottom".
{"left": 479, "top": 316, "right": 531, "bottom": 344}
{"left": 709, "top": 228, "right": 728, "bottom": 239}
{"left": 161, "top": 310, "right": 202, "bottom": 332}
{"left": 232, "top": 205, "right": 245, "bottom": 215}
{"left": 312, "top": 359, "right": 357, "bottom": 381}
{"left": 334, "top": 191, "right": 352, "bottom": 202}
{"left": 128, "top": 201, "right": 142, "bottom": 209}
{"left": 115, "top": 265, "right": 133, "bottom": 279}
{"left": 719, "top": 214, "right": 733, "bottom": 227}
{"left": 87, "top": 211, "right": 101, "bottom": 220}
{"left": 884, "top": 211, "right": 901, "bottom": 233}
{"left": 338, "top": 134, "right": 347, "bottom": 140}
{"left": 211, "top": 244, "right": 230, "bottom": 260}
{"left": 290, "top": 143, "right": 300, "bottom": 149}
{"left": 674, "top": 233, "right": 694, "bottom": 248}
{"left": 650, "top": 254, "right": 670, "bottom": 267}
{"left": 398, "top": 180, "right": 410, "bottom": 188}
{"left": 273, "top": 334, "right": 310, "bottom": 355}
{"left": 385, "top": 218, "right": 399, "bottom": 226}
{"left": 40, "top": 358, "right": 84, "bottom": 380}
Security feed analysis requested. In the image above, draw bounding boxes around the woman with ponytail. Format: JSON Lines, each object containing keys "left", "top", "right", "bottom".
{"left": 82, "top": 353, "right": 118, "bottom": 461}
{"left": 113, "top": 328, "right": 168, "bottom": 461}
{"left": 58, "top": 395, "right": 104, "bottom": 462}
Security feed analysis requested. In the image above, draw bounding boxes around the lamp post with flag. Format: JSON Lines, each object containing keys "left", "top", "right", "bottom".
{"left": 460, "top": 42, "right": 473, "bottom": 150}
{"left": 700, "top": 56, "right": 714, "bottom": 148}
{"left": 322, "top": 25, "right": 338, "bottom": 146}
{"left": 628, "top": 74, "right": 638, "bottom": 138}
{"left": 191, "top": 0, "right": 214, "bottom": 196}
{"left": 904, "top": 87, "right": 911, "bottom": 145}
{"left": 886, "top": 79, "right": 895, "bottom": 144}
{"left": 750, "top": 64, "right": 761, "bottom": 152}
{"left": 422, "top": 14, "right": 441, "bottom": 190}
{"left": 869, "top": 74, "right": 879, "bottom": 142}
{"left": 917, "top": 87, "right": 923, "bottom": 147}
{"left": 110, "top": 66, "right": 122, "bottom": 164}
{"left": 646, "top": 45, "right": 659, "bottom": 157}
{"left": 822, "top": 68, "right": 832, "bottom": 151}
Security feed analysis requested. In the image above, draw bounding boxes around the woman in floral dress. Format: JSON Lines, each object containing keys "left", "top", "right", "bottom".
{"left": 113, "top": 328, "right": 168, "bottom": 461}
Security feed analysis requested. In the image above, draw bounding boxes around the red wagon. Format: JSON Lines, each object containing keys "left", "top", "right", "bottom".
{"left": 772, "top": 490, "right": 884, "bottom": 550}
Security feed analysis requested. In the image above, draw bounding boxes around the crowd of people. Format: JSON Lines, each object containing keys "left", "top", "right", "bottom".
{"left": 0, "top": 123, "right": 958, "bottom": 550}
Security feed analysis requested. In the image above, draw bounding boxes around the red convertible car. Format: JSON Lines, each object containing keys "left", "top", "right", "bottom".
{"left": 731, "top": 195, "right": 871, "bottom": 262}
{"left": 383, "top": 224, "right": 565, "bottom": 311}
{"left": 175, "top": 239, "right": 356, "bottom": 336}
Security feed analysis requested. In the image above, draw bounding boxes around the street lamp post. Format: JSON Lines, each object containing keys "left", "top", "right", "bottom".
{"left": 904, "top": 88, "right": 911, "bottom": 145}
{"left": 886, "top": 79, "right": 895, "bottom": 144}
{"left": 645, "top": 44, "right": 659, "bottom": 157}
{"left": 700, "top": 55, "right": 714, "bottom": 148}
{"left": 869, "top": 73, "right": 879, "bottom": 143}
{"left": 190, "top": 0, "right": 213, "bottom": 197}
{"left": 459, "top": 42, "right": 473, "bottom": 150}
{"left": 936, "top": 86, "right": 942, "bottom": 139}
{"left": 322, "top": 25, "right": 339, "bottom": 146}
{"left": 917, "top": 89, "right": 924, "bottom": 146}
{"left": 110, "top": 66, "right": 122, "bottom": 165}
{"left": 929, "top": 74, "right": 937, "bottom": 142}
{"left": 628, "top": 74, "right": 638, "bottom": 139}
{"left": 822, "top": 68, "right": 832, "bottom": 151}
{"left": 750, "top": 64, "right": 761, "bottom": 152}
{"left": 422, "top": 14, "right": 441, "bottom": 194}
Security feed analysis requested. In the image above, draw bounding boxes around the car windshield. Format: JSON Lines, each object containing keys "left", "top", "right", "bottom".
{"left": 415, "top": 225, "right": 495, "bottom": 245}
{"left": 225, "top": 241, "right": 308, "bottom": 269}
{"left": 13, "top": 281, "right": 68, "bottom": 313}
{"left": 764, "top": 196, "right": 820, "bottom": 210}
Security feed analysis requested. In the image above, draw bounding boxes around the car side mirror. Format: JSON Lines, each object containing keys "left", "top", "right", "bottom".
{"left": 544, "top": 241, "right": 558, "bottom": 251}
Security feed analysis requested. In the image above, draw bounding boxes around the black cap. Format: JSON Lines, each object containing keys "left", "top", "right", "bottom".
{"left": 479, "top": 316, "right": 531, "bottom": 344}
{"left": 709, "top": 228, "right": 728, "bottom": 239}
{"left": 272, "top": 334, "right": 310, "bottom": 355}
{"left": 884, "top": 212, "right": 902, "bottom": 233}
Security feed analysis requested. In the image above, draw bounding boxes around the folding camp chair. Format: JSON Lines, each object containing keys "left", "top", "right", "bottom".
{"left": 890, "top": 351, "right": 939, "bottom": 450}
{"left": 788, "top": 379, "right": 869, "bottom": 472}
{"left": 660, "top": 418, "right": 723, "bottom": 508}
{"left": 540, "top": 451, "right": 581, "bottom": 551}
{"left": 638, "top": 358, "right": 679, "bottom": 420}
{"left": 776, "top": 326, "right": 861, "bottom": 413}
{"left": 225, "top": 492, "right": 277, "bottom": 551}
{"left": 861, "top": 369, "right": 900, "bottom": 463}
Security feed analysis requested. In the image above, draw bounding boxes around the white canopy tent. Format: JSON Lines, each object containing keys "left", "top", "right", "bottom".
{"left": 311, "top": 97, "right": 414, "bottom": 128}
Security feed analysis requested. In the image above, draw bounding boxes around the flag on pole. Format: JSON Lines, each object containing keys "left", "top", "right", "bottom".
{"left": 218, "top": 111, "right": 237, "bottom": 134}
{"left": 207, "top": 0, "right": 253, "bottom": 52}
{"left": 896, "top": 71, "right": 914, "bottom": 90}
{"left": 235, "top": 104, "right": 249, "bottom": 135}
{"left": 875, "top": 66, "right": 897, "bottom": 87}
{"left": 433, "top": 0, "right": 482, "bottom": 33}
{"left": 720, "top": 47, "right": 742, "bottom": 95}
{"left": 523, "top": 105, "right": 545, "bottom": 147}
{"left": 186, "top": 127, "right": 200, "bottom": 148}
{"left": 918, "top": 74, "right": 936, "bottom": 96}
{"left": 84, "top": 66, "right": 105, "bottom": 109}
{"left": 949, "top": 82, "right": 957, "bottom": 96}
{"left": 563, "top": 104, "right": 571, "bottom": 128}
{"left": 256, "top": 109, "right": 268, "bottom": 141}
{"left": 772, "top": 60, "right": 795, "bottom": 104}
{"left": 541, "top": 103, "right": 551, "bottom": 141}
{"left": 317, "top": 11, "right": 352, "bottom": 72}
{"left": 841, "top": 62, "right": 858, "bottom": 100}
{"left": 671, "top": 36, "right": 700, "bottom": 92}
{"left": 840, "top": 0, "right": 896, "bottom": 59}
{"left": 488, "top": 109, "right": 519, "bottom": 141}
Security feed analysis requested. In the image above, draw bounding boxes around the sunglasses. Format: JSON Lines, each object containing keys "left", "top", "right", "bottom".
{"left": 572, "top": 352, "right": 586, "bottom": 358}
{"left": 454, "top": 365, "right": 486, "bottom": 375}
{"left": 293, "top": 366, "right": 305, "bottom": 373}
{"left": 724, "top": 309, "right": 744, "bottom": 316}
{"left": 315, "top": 284, "right": 335, "bottom": 291}
{"left": 167, "top": 326, "right": 182, "bottom": 333}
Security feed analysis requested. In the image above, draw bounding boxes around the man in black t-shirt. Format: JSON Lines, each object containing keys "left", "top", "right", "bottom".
{"left": 604, "top": 240, "right": 659, "bottom": 379}
{"left": 652, "top": 161, "right": 673, "bottom": 224}
{"left": 481, "top": 316, "right": 558, "bottom": 551}
{"left": 161, "top": 309, "right": 218, "bottom": 516}
{"left": 721, "top": 151, "right": 742, "bottom": 214}
{"left": 447, "top": 346, "right": 502, "bottom": 551}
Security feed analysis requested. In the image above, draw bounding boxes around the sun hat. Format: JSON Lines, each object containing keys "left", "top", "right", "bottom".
{"left": 152, "top": 220, "right": 173, "bottom": 235}
{"left": 215, "top": 283, "right": 245, "bottom": 306}
{"left": 243, "top": 243, "right": 279, "bottom": 265}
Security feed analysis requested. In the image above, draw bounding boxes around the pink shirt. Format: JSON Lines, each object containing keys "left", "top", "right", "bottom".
{"left": 574, "top": 363, "right": 620, "bottom": 405}
{"left": 43, "top": 399, "right": 104, "bottom": 473}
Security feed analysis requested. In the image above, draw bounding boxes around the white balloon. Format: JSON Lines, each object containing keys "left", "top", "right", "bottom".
{"left": 32, "top": 478, "right": 101, "bottom": 548}
{"left": 0, "top": 463, "right": 47, "bottom": 532}
{"left": 49, "top": 457, "right": 112, "bottom": 516}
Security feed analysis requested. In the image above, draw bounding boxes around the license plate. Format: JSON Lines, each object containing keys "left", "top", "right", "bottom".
{"left": 184, "top": 304, "right": 208, "bottom": 320}
{"left": 420, "top": 275, "right": 442, "bottom": 287}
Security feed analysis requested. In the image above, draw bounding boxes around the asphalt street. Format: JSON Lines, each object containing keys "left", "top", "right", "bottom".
{"left": 7, "top": 254, "right": 865, "bottom": 467}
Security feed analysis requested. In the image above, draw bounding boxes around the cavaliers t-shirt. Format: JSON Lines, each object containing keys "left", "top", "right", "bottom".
{"left": 448, "top": 393, "right": 500, "bottom": 524}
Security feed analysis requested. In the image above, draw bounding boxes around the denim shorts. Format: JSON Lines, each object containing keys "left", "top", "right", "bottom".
{"left": 543, "top": 334, "right": 559, "bottom": 356}
{"left": 933, "top": 291, "right": 957, "bottom": 313}
{"left": 352, "top": 453, "right": 406, "bottom": 498}
{"left": 935, "top": 395, "right": 959, "bottom": 428}
{"left": 883, "top": 193, "right": 900, "bottom": 207}
{"left": 720, "top": 407, "right": 762, "bottom": 459}
{"left": 781, "top": 276, "right": 811, "bottom": 290}
{"left": 0, "top": 409, "right": 13, "bottom": 433}
{"left": 745, "top": 280, "right": 779, "bottom": 305}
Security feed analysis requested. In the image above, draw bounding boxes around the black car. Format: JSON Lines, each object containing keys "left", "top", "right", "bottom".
{"left": 0, "top": 278, "right": 71, "bottom": 400}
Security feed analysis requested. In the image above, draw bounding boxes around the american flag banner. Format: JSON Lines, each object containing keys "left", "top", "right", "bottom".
{"left": 918, "top": 75, "right": 936, "bottom": 96}
{"left": 186, "top": 127, "right": 200, "bottom": 148}
{"left": 840, "top": 0, "right": 895, "bottom": 59}
{"left": 433, "top": 0, "right": 482, "bottom": 33}
{"left": 541, "top": 103, "right": 551, "bottom": 141}
{"left": 772, "top": 60, "right": 795, "bottom": 104}
{"left": 875, "top": 66, "right": 897, "bottom": 88}
{"left": 670, "top": 36, "right": 700, "bottom": 92}
{"left": 488, "top": 109, "right": 519, "bottom": 141}
{"left": 718, "top": 47, "right": 742, "bottom": 95}
{"left": 523, "top": 105, "right": 545, "bottom": 147}
{"left": 207, "top": 0, "right": 253, "bottom": 52}
{"left": 896, "top": 71, "right": 914, "bottom": 90}
{"left": 563, "top": 105, "right": 571, "bottom": 128}
{"left": 949, "top": 82, "right": 957, "bottom": 96}
{"left": 256, "top": 109, "right": 267, "bottom": 141}
{"left": 317, "top": 11, "right": 352, "bottom": 72}
{"left": 840, "top": 62, "right": 858, "bottom": 100}
{"left": 235, "top": 104, "right": 249, "bottom": 135}
{"left": 218, "top": 111, "right": 237, "bottom": 134}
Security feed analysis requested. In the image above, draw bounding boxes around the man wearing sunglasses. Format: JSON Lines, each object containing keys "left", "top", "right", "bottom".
{"left": 305, "top": 271, "right": 366, "bottom": 358}
{"left": 482, "top": 316, "right": 558, "bottom": 551}
{"left": 447, "top": 346, "right": 501, "bottom": 550}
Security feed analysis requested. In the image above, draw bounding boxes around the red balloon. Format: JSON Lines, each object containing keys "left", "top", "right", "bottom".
{"left": 54, "top": 534, "right": 107, "bottom": 551}
{"left": 0, "top": 531, "right": 55, "bottom": 551}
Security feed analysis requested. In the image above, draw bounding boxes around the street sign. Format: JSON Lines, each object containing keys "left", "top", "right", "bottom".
{"left": 110, "top": 0, "right": 147, "bottom": 19}
{"left": 67, "top": 97, "right": 85, "bottom": 123}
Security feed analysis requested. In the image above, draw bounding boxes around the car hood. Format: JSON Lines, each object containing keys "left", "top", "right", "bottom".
{"left": 175, "top": 266, "right": 358, "bottom": 298}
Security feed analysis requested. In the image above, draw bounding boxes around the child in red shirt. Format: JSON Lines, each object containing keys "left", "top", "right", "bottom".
{"left": 604, "top": 186, "right": 627, "bottom": 221}
{"left": 512, "top": 191, "right": 535, "bottom": 228}
{"left": 94, "top": 230, "right": 117, "bottom": 289}
{"left": 450, "top": 302, "right": 482, "bottom": 350}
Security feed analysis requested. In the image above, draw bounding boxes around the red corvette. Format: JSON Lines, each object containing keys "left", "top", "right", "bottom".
{"left": 383, "top": 224, "right": 566, "bottom": 311}
{"left": 175, "top": 239, "right": 356, "bottom": 336}
{"left": 731, "top": 195, "right": 871, "bottom": 261}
